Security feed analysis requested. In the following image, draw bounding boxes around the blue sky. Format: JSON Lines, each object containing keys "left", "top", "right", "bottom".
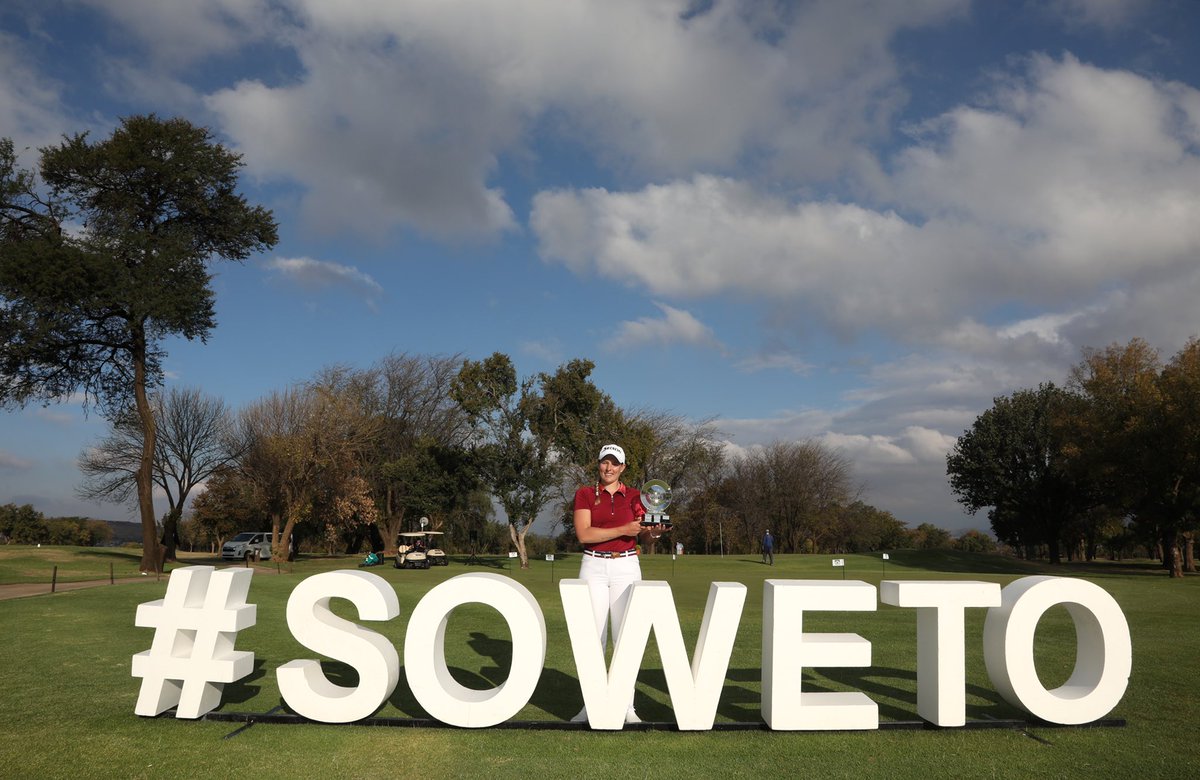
{"left": 3, "top": 0, "right": 1200, "bottom": 534}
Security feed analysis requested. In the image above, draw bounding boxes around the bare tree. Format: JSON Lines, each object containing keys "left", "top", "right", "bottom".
{"left": 621, "top": 410, "right": 725, "bottom": 554}
{"left": 722, "top": 440, "right": 854, "bottom": 554}
{"left": 359, "top": 353, "right": 468, "bottom": 548}
{"left": 78, "top": 386, "right": 234, "bottom": 560}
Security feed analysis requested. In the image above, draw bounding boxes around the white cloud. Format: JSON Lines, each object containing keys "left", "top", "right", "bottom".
{"left": 0, "top": 31, "right": 73, "bottom": 150}
{"left": 97, "top": 59, "right": 204, "bottom": 117}
{"left": 208, "top": 67, "right": 520, "bottom": 241}
{"left": 190, "top": 0, "right": 970, "bottom": 239}
{"left": 892, "top": 55, "right": 1200, "bottom": 286}
{"left": 265, "top": 256, "right": 384, "bottom": 307}
{"left": 534, "top": 56, "right": 1200, "bottom": 354}
{"left": 723, "top": 410, "right": 976, "bottom": 528}
{"left": 1045, "top": 0, "right": 1149, "bottom": 31}
{"left": 820, "top": 431, "right": 916, "bottom": 465}
{"left": 719, "top": 409, "right": 840, "bottom": 447}
{"left": 611, "top": 302, "right": 720, "bottom": 351}
{"left": 0, "top": 451, "right": 33, "bottom": 471}
{"left": 735, "top": 352, "right": 815, "bottom": 375}
{"left": 519, "top": 339, "right": 563, "bottom": 365}
{"left": 34, "top": 408, "right": 75, "bottom": 425}
{"left": 75, "top": 0, "right": 279, "bottom": 66}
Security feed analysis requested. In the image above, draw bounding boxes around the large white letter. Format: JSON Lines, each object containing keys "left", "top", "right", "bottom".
{"left": 277, "top": 570, "right": 400, "bottom": 723}
{"left": 762, "top": 580, "right": 878, "bottom": 730}
{"left": 561, "top": 578, "right": 744, "bottom": 729}
{"left": 880, "top": 580, "right": 1001, "bottom": 726}
{"left": 983, "top": 575, "right": 1131, "bottom": 725}
{"left": 559, "top": 578, "right": 624, "bottom": 730}
{"left": 132, "top": 566, "right": 257, "bottom": 719}
{"left": 404, "top": 573, "right": 546, "bottom": 727}
{"left": 561, "top": 580, "right": 746, "bottom": 730}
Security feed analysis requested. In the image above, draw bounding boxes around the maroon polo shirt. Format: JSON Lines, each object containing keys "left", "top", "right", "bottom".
{"left": 574, "top": 483, "right": 644, "bottom": 553}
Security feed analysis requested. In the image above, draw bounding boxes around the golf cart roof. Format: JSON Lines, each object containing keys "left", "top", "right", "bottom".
{"left": 400, "top": 532, "right": 426, "bottom": 538}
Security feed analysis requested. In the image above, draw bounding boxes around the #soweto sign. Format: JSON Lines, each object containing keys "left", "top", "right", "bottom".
{"left": 132, "top": 567, "right": 1131, "bottom": 730}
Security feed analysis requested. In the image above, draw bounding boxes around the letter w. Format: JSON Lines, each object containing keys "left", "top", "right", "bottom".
{"left": 560, "top": 580, "right": 746, "bottom": 730}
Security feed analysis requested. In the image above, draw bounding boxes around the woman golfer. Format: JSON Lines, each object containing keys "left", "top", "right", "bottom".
{"left": 571, "top": 443, "right": 666, "bottom": 724}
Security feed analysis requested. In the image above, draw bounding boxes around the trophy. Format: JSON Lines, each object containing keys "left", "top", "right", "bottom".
{"left": 640, "top": 480, "right": 672, "bottom": 529}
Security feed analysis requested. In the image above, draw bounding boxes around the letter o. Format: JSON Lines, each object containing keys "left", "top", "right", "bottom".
{"left": 983, "top": 576, "right": 1131, "bottom": 724}
{"left": 404, "top": 572, "right": 546, "bottom": 727}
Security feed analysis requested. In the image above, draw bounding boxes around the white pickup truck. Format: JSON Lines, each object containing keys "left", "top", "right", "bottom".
{"left": 221, "top": 531, "right": 272, "bottom": 561}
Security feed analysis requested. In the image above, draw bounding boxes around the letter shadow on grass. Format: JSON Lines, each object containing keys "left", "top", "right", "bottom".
{"left": 383, "top": 631, "right": 583, "bottom": 721}
{"left": 221, "top": 658, "right": 270, "bottom": 706}
{"left": 640, "top": 666, "right": 1020, "bottom": 724}
{"left": 634, "top": 667, "right": 760, "bottom": 723}
{"left": 264, "top": 660, "right": 413, "bottom": 719}
{"left": 451, "top": 555, "right": 510, "bottom": 569}
{"left": 465, "top": 631, "right": 585, "bottom": 720}
{"left": 817, "top": 666, "right": 1023, "bottom": 722}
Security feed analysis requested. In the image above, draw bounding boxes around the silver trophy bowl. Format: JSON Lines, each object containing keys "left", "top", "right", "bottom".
{"left": 640, "top": 480, "right": 672, "bottom": 527}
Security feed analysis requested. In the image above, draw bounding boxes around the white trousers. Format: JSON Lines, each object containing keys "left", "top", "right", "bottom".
{"left": 577, "top": 554, "right": 642, "bottom": 651}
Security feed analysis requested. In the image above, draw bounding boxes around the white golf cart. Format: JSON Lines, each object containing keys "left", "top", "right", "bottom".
{"left": 424, "top": 531, "right": 448, "bottom": 566}
{"left": 395, "top": 532, "right": 429, "bottom": 569}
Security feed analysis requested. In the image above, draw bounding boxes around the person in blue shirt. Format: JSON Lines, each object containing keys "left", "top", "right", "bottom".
{"left": 762, "top": 529, "right": 774, "bottom": 565}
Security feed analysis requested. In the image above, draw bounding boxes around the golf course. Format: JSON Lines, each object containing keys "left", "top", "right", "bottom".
{"left": 0, "top": 546, "right": 1194, "bottom": 779}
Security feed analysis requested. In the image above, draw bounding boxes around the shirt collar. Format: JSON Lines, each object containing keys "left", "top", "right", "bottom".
{"left": 602, "top": 481, "right": 627, "bottom": 495}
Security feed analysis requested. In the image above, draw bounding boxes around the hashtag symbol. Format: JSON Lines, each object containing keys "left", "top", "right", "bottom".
{"left": 132, "top": 566, "right": 257, "bottom": 719}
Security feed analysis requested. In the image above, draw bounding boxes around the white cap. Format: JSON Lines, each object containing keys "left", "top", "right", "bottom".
{"left": 598, "top": 444, "right": 626, "bottom": 464}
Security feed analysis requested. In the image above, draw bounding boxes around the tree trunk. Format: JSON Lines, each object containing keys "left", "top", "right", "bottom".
{"left": 1162, "top": 528, "right": 1183, "bottom": 578}
{"left": 161, "top": 507, "right": 181, "bottom": 562}
{"left": 271, "top": 511, "right": 281, "bottom": 560}
{"left": 511, "top": 522, "right": 529, "bottom": 569}
{"left": 381, "top": 509, "right": 405, "bottom": 555}
{"left": 1183, "top": 532, "right": 1195, "bottom": 573}
{"left": 132, "top": 332, "right": 160, "bottom": 574}
{"left": 270, "top": 509, "right": 298, "bottom": 562}
{"left": 1047, "top": 535, "right": 1062, "bottom": 565}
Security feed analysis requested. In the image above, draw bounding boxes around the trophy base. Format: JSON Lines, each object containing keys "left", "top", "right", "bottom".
{"left": 641, "top": 513, "right": 671, "bottom": 529}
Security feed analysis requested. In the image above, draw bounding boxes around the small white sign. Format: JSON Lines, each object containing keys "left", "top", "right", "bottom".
{"left": 832, "top": 558, "right": 845, "bottom": 567}
{"left": 545, "top": 554, "right": 554, "bottom": 562}
{"left": 882, "top": 553, "right": 890, "bottom": 560}
{"left": 508, "top": 552, "right": 518, "bottom": 558}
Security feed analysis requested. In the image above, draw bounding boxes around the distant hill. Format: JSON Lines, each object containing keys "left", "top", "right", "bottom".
{"left": 105, "top": 521, "right": 144, "bottom": 545}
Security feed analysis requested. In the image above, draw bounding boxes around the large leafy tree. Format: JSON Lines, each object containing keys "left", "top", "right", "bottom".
{"left": 451, "top": 352, "right": 559, "bottom": 569}
{"left": 525, "top": 358, "right": 615, "bottom": 470}
{"left": 1069, "top": 338, "right": 1200, "bottom": 577}
{"left": 0, "top": 116, "right": 277, "bottom": 572}
{"left": 827, "top": 501, "right": 910, "bottom": 553}
{"left": 189, "top": 465, "right": 263, "bottom": 552}
{"left": 946, "top": 383, "right": 1089, "bottom": 564}
{"left": 236, "top": 380, "right": 380, "bottom": 561}
{"left": 525, "top": 359, "right": 727, "bottom": 554}
{"left": 355, "top": 353, "right": 469, "bottom": 549}
{"left": 0, "top": 503, "right": 48, "bottom": 545}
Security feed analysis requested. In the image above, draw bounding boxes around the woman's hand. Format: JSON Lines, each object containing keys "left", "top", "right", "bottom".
{"left": 616, "top": 520, "right": 643, "bottom": 537}
{"left": 574, "top": 509, "right": 644, "bottom": 544}
{"left": 639, "top": 523, "right": 670, "bottom": 540}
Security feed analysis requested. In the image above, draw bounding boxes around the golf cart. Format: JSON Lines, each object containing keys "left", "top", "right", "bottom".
{"left": 395, "top": 532, "right": 429, "bottom": 569}
{"left": 424, "top": 531, "right": 448, "bottom": 566}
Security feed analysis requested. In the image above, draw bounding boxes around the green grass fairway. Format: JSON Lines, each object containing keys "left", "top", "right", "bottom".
{"left": 0, "top": 544, "right": 152, "bottom": 585}
{"left": 0, "top": 547, "right": 1194, "bottom": 779}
